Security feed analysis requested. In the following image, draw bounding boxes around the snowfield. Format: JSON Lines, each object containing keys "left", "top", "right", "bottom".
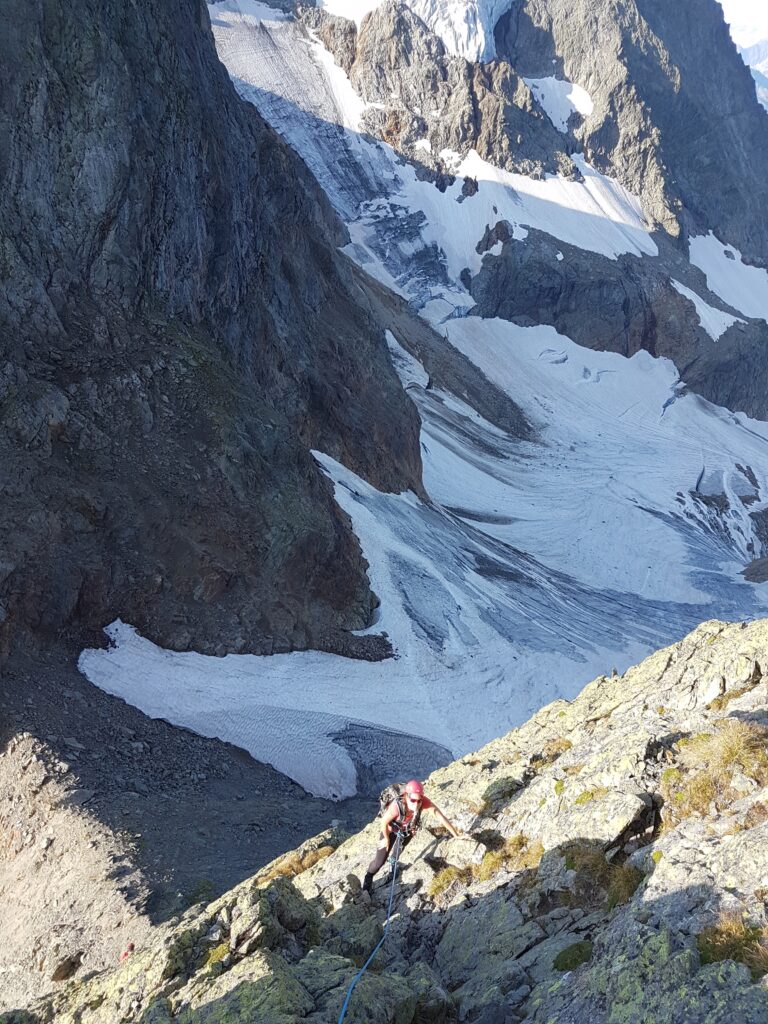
{"left": 78, "top": 2, "right": 768, "bottom": 799}
{"left": 523, "top": 77, "right": 595, "bottom": 132}
{"left": 670, "top": 279, "right": 744, "bottom": 342}
{"left": 689, "top": 233, "right": 768, "bottom": 323}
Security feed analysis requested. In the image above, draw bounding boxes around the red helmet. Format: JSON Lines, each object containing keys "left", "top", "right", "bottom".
{"left": 405, "top": 780, "right": 424, "bottom": 798}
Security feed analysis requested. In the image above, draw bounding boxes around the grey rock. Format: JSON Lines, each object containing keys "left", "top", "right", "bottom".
{"left": 469, "top": 228, "right": 768, "bottom": 419}
{"left": 0, "top": 0, "right": 423, "bottom": 659}
{"left": 496, "top": 0, "right": 768, "bottom": 262}
{"left": 304, "top": 1, "right": 573, "bottom": 182}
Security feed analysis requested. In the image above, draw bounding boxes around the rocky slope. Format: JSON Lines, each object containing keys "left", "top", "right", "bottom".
{"left": 303, "top": 2, "right": 575, "bottom": 181}
{"left": 12, "top": 617, "right": 768, "bottom": 1023}
{"left": 0, "top": 652, "right": 373, "bottom": 1013}
{"left": 0, "top": 0, "right": 422, "bottom": 659}
{"left": 496, "top": 0, "right": 768, "bottom": 260}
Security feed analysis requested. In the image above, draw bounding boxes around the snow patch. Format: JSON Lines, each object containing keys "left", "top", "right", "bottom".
{"left": 670, "top": 279, "right": 744, "bottom": 342}
{"left": 316, "top": 0, "right": 383, "bottom": 26}
{"left": 406, "top": 148, "right": 657, "bottom": 283}
{"left": 385, "top": 330, "right": 430, "bottom": 389}
{"left": 689, "top": 233, "right": 768, "bottom": 322}
{"left": 524, "top": 77, "right": 594, "bottom": 132}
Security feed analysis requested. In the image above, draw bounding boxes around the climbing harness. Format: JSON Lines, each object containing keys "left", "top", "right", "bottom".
{"left": 337, "top": 832, "right": 403, "bottom": 1024}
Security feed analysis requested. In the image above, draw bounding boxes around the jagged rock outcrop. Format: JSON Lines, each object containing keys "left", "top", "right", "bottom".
{"left": 0, "top": 0, "right": 422, "bottom": 657}
{"left": 302, "top": 2, "right": 575, "bottom": 181}
{"left": 496, "top": 0, "right": 768, "bottom": 261}
{"left": 299, "top": 0, "right": 768, "bottom": 421}
{"left": 14, "top": 618, "right": 768, "bottom": 1022}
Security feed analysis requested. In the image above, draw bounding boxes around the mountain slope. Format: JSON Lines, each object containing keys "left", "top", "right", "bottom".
{"left": 73, "top": 0, "right": 768, "bottom": 802}
{"left": 0, "top": 0, "right": 422, "bottom": 658}
{"left": 13, "top": 618, "right": 768, "bottom": 1023}
{"left": 497, "top": 0, "right": 768, "bottom": 260}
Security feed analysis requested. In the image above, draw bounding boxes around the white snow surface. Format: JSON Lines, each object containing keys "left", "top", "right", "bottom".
{"left": 689, "top": 233, "right": 768, "bottom": 322}
{"left": 524, "top": 77, "right": 594, "bottom": 132}
{"left": 81, "top": 319, "right": 768, "bottom": 798}
{"left": 670, "top": 279, "right": 744, "bottom": 342}
{"left": 318, "top": 0, "right": 516, "bottom": 61}
{"left": 210, "top": 0, "right": 288, "bottom": 23}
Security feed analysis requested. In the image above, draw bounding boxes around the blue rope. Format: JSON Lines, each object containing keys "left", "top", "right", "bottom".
{"left": 337, "top": 832, "right": 403, "bottom": 1024}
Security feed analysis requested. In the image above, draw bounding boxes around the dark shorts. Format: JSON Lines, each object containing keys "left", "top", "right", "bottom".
{"left": 366, "top": 830, "right": 413, "bottom": 876}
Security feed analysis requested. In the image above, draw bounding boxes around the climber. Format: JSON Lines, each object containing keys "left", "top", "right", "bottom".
{"left": 362, "top": 779, "right": 462, "bottom": 893}
{"left": 118, "top": 942, "right": 135, "bottom": 963}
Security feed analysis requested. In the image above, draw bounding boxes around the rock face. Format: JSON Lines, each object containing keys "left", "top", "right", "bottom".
{"left": 299, "top": 0, "right": 768, "bottom": 420}
{"left": 15, "top": 617, "right": 768, "bottom": 1022}
{"left": 303, "top": 1, "right": 574, "bottom": 181}
{"left": 468, "top": 230, "right": 768, "bottom": 418}
{"left": 0, "top": 0, "right": 422, "bottom": 657}
{"left": 496, "top": 0, "right": 768, "bottom": 261}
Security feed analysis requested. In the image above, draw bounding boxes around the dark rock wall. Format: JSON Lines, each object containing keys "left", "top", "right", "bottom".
{"left": 0, "top": 0, "right": 422, "bottom": 656}
{"left": 470, "top": 231, "right": 768, "bottom": 419}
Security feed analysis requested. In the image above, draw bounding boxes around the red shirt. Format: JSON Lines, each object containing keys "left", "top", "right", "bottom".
{"left": 390, "top": 795, "right": 433, "bottom": 832}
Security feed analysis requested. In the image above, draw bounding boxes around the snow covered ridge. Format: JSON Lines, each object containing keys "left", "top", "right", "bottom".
{"left": 318, "top": 0, "right": 517, "bottom": 61}
{"left": 209, "top": 0, "right": 657, "bottom": 303}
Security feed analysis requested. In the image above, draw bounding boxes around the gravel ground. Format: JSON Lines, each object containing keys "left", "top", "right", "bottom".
{"left": 0, "top": 644, "right": 374, "bottom": 922}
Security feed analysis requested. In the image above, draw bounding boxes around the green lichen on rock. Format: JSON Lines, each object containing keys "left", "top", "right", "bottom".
{"left": 294, "top": 950, "right": 418, "bottom": 1023}
{"left": 176, "top": 951, "right": 314, "bottom": 1024}
{"left": 204, "top": 943, "right": 230, "bottom": 969}
{"left": 553, "top": 940, "right": 593, "bottom": 971}
{"left": 479, "top": 775, "right": 521, "bottom": 813}
{"left": 530, "top": 927, "right": 768, "bottom": 1023}
{"left": 574, "top": 787, "right": 609, "bottom": 806}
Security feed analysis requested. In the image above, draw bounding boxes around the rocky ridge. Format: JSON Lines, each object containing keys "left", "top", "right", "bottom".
{"left": 12, "top": 617, "right": 768, "bottom": 1023}
{"left": 496, "top": 0, "right": 768, "bottom": 261}
{"left": 302, "top": 2, "right": 575, "bottom": 182}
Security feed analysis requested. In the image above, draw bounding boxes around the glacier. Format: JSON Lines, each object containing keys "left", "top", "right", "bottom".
{"left": 81, "top": 317, "right": 768, "bottom": 797}
{"left": 79, "top": 1, "right": 768, "bottom": 799}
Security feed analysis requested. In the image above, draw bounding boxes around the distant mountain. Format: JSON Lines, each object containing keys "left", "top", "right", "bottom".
{"left": 742, "top": 39, "right": 768, "bottom": 70}
{"left": 741, "top": 38, "right": 768, "bottom": 109}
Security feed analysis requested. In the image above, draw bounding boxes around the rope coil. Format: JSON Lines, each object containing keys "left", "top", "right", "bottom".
{"left": 337, "top": 833, "right": 403, "bottom": 1024}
